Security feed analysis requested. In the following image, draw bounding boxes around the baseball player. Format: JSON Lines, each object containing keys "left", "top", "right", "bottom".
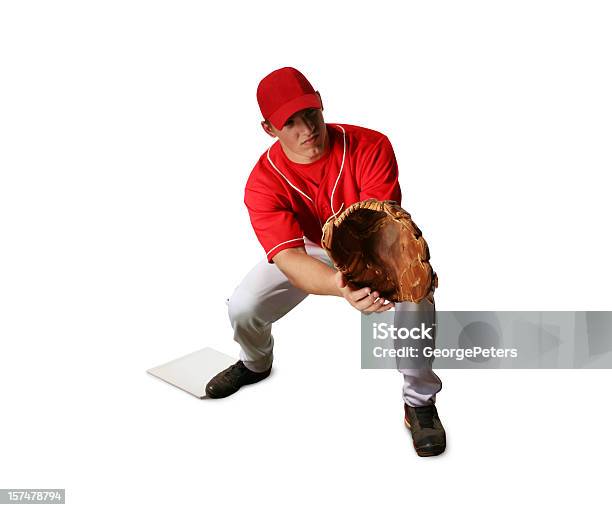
{"left": 206, "top": 67, "right": 446, "bottom": 456}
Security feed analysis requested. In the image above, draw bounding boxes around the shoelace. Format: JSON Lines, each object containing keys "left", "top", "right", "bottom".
{"left": 414, "top": 406, "right": 435, "bottom": 429}
{"left": 223, "top": 362, "right": 247, "bottom": 383}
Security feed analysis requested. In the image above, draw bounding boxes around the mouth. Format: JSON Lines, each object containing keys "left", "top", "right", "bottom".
{"left": 302, "top": 134, "right": 319, "bottom": 145}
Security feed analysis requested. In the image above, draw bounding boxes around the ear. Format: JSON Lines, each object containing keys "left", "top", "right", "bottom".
{"left": 316, "top": 91, "right": 324, "bottom": 112}
{"left": 261, "top": 120, "right": 277, "bottom": 138}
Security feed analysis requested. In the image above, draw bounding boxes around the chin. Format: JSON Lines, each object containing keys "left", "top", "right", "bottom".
{"left": 311, "top": 143, "right": 326, "bottom": 154}
{"left": 306, "top": 149, "right": 323, "bottom": 159}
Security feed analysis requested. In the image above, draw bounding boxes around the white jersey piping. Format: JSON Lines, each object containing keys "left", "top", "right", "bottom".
{"left": 328, "top": 124, "right": 346, "bottom": 218}
{"left": 266, "top": 237, "right": 305, "bottom": 257}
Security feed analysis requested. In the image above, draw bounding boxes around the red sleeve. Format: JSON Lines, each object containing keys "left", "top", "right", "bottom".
{"left": 358, "top": 136, "right": 402, "bottom": 204}
{"left": 244, "top": 186, "right": 305, "bottom": 263}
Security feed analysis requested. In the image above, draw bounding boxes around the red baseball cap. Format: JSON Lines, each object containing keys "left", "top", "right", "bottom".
{"left": 257, "top": 67, "right": 322, "bottom": 130}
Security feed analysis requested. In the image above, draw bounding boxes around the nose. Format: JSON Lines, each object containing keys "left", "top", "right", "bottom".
{"left": 296, "top": 113, "right": 315, "bottom": 133}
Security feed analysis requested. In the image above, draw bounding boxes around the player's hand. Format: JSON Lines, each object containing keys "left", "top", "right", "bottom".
{"left": 335, "top": 272, "right": 395, "bottom": 315}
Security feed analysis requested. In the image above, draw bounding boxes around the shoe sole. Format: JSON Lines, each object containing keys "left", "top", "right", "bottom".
{"left": 205, "top": 386, "right": 240, "bottom": 399}
{"left": 404, "top": 418, "right": 446, "bottom": 457}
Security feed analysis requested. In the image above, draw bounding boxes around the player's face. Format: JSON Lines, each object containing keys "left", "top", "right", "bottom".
{"left": 264, "top": 108, "right": 328, "bottom": 164}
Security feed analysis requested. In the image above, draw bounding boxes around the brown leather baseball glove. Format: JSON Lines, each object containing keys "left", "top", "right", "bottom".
{"left": 321, "top": 199, "right": 437, "bottom": 303}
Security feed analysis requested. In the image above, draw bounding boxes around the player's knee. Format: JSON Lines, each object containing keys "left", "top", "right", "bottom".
{"left": 227, "top": 290, "right": 261, "bottom": 324}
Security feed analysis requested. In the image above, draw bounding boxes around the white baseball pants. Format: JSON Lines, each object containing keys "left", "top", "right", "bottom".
{"left": 226, "top": 239, "right": 442, "bottom": 407}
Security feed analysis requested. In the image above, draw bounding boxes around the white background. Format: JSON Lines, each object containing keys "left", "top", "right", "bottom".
{"left": 1, "top": 0, "right": 611, "bottom": 508}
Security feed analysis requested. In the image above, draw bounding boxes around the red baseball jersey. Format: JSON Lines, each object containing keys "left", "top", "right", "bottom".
{"left": 245, "top": 123, "right": 402, "bottom": 262}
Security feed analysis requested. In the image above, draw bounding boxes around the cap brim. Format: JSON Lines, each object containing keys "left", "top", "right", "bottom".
{"left": 269, "top": 93, "right": 322, "bottom": 130}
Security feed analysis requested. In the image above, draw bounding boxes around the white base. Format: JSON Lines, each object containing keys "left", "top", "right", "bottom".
{"left": 147, "top": 347, "right": 237, "bottom": 398}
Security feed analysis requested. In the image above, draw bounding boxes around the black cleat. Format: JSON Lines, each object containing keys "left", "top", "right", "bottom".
{"left": 205, "top": 361, "right": 271, "bottom": 399}
{"left": 404, "top": 404, "right": 446, "bottom": 457}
